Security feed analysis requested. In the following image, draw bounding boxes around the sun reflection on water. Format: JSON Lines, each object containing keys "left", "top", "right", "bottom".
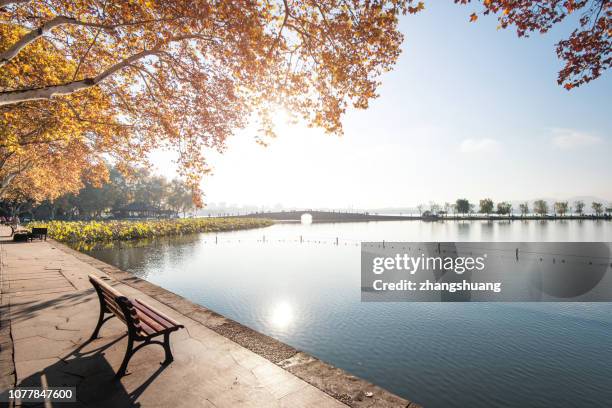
{"left": 269, "top": 301, "right": 294, "bottom": 330}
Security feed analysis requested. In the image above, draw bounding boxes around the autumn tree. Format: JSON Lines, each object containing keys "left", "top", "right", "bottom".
{"left": 592, "top": 201, "right": 604, "bottom": 215}
{"left": 574, "top": 200, "right": 585, "bottom": 215}
{"left": 28, "top": 165, "right": 198, "bottom": 220}
{"left": 457, "top": 0, "right": 611, "bottom": 89}
{"left": 456, "top": 198, "right": 471, "bottom": 214}
{"left": 443, "top": 202, "right": 451, "bottom": 217}
{"left": 534, "top": 199, "right": 548, "bottom": 216}
{"left": 167, "top": 179, "right": 195, "bottom": 217}
{"left": 1, "top": 0, "right": 422, "bottom": 203}
{"left": 0, "top": 23, "right": 140, "bottom": 201}
{"left": 479, "top": 198, "right": 494, "bottom": 214}
{"left": 429, "top": 201, "right": 441, "bottom": 214}
{"left": 496, "top": 201, "right": 512, "bottom": 215}
{"left": 554, "top": 201, "right": 569, "bottom": 216}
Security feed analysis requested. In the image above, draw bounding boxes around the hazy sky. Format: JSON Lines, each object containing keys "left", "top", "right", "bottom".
{"left": 152, "top": 2, "right": 611, "bottom": 209}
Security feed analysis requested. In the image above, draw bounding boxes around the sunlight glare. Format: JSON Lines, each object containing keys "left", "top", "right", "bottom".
{"left": 269, "top": 301, "right": 294, "bottom": 330}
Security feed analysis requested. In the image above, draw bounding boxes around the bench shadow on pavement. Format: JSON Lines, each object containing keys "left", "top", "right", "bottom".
{"left": 15, "top": 334, "right": 170, "bottom": 407}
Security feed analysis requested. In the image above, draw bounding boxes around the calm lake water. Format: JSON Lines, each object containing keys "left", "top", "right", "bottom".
{"left": 81, "top": 220, "right": 612, "bottom": 407}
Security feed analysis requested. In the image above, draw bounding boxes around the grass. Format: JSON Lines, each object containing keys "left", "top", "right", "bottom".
{"left": 27, "top": 218, "right": 274, "bottom": 243}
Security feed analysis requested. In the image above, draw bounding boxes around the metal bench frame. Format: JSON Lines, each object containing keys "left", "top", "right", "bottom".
{"left": 29, "top": 227, "right": 48, "bottom": 241}
{"left": 88, "top": 275, "right": 184, "bottom": 378}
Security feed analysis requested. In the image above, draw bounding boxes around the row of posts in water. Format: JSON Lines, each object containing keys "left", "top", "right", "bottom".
{"left": 209, "top": 235, "right": 611, "bottom": 267}
{"left": 214, "top": 235, "right": 342, "bottom": 245}
{"left": 213, "top": 236, "right": 543, "bottom": 258}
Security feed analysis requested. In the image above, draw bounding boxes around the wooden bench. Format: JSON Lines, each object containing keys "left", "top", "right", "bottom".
{"left": 29, "top": 227, "right": 48, "bottom": 241}
{"left": 88, "top": 274, "right": 184, "bottom": 378}
{"left": 12, "top": 232, "right": 29, "bottom": 242}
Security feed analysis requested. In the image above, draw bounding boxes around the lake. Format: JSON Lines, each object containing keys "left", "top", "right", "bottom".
{"left": 80, "top": 220, "right": 612, "bottom": 407}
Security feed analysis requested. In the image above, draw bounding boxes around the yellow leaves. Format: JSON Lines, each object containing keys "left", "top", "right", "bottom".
{"left": 407, "top": 1, "right": 425, "bottom": 14}
{"left": 0, "top": 24, "right": 78, "bottom": 89}
{"left": 0, "top": 23, "right": 138, "bottom": 203}
{"left": 1, "top": 0, "right": 411, "bottom": 203}
{"left": 27, "top": 218, "right": 274, "bottom": 244}
{"left": 470, "top": 13, "right": 478, "bottom": 22}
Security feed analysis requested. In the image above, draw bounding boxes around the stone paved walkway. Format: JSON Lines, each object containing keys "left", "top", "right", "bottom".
{"left": 0, "top": 235, "right": 351, "bottom": 407}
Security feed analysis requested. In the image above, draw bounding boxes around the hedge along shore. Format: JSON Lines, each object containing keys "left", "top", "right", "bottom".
{"left": 26, "top": 218, "right": 274, "bottom": 243}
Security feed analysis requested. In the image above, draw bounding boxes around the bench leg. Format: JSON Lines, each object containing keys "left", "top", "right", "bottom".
{"left": 90, "top": 307, "right": 111, "bottom": 340}
{"left": 162, "top": 332, "right": 173, "bottom": 364}
{"left": 116, "top": 337, "right": 134, "bottom": 378}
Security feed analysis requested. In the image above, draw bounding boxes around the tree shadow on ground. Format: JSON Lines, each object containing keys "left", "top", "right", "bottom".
{"left": 1, "top": 290, "right": 93, "bottom": 326}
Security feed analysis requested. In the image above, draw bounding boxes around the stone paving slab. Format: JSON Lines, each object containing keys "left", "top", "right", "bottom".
{"left": 0, "top": 233, "right": 420, "bottom": 408}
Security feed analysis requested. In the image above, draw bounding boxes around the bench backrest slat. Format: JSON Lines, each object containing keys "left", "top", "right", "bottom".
{"left": 136, "top": 311, "right": 165, "bottom": 333}
{"left": 89, "top": 275, "right": 143, "bottom": 335}
{"left": 104, "top": 296, "right": 129, "bottom": 324}
{"left": 133, "top": 299, "right": 180, "bottom": 328}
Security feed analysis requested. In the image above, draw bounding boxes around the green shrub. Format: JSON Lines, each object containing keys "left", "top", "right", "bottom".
{"left": 27, "top": 218, "right": 273, "bottom": 243}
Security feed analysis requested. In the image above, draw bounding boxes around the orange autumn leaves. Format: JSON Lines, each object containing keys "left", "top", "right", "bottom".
{"left": 1, "top": 0, "right": 608, "bottom": 207}
{"left": 0, "top": 24, "right": 131, "bottom": 203}
{"left": 1, "top": 0, "right": 421, "bottom": 204}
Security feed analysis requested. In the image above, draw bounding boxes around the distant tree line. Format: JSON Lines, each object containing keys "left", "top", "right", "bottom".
{"left": 416, "top": 199, "right": 611, "bottom": 217}
{"left": 0, "top": 166, "right": 196, "bottom": 220}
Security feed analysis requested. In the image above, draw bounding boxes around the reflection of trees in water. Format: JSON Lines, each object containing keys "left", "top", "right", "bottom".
{"left": 72, "top": 233, "right": 203, "bottom": 251}
{"left": 456, "top": 222, "right": 471, "bottom": 239}
{"left": 75, "top": 234, "right": 204, "bottom": 277}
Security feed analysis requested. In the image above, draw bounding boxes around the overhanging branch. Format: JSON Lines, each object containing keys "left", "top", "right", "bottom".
{"left": 0, "top": 14, "right": 186, "bottom": 68}
{"left": 0, "top": 48, "right": 160, "bottom": 105}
